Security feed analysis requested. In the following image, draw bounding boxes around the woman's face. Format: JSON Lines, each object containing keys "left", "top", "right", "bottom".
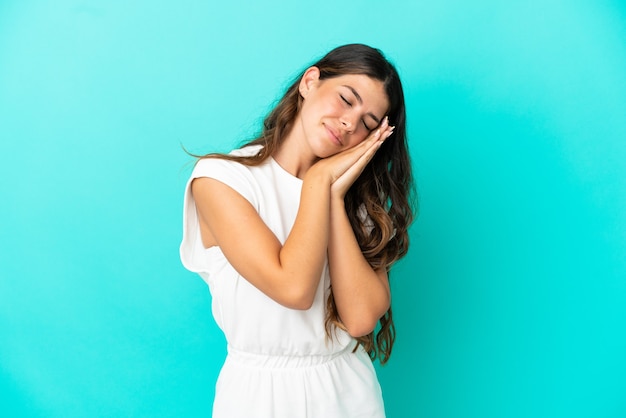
{"left": 296, "top": 67, "right": 389, "bottom": 159}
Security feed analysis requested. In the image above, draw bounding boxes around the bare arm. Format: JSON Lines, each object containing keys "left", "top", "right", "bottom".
{"left": 327, "top": 198, "right": 391, "bottom": 337}
{"left": 327, "top": 117, "right": 395, "bottom": 336}
{"left": 191, "top": 131, "right": 386, "bottom": 310}
{"left": 192, "top": 171, "right": 330, "bottom": 309}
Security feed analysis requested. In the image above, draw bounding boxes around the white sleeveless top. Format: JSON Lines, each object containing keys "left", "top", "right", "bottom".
{"left": 180, "top": 145, "right": 385, "bottom": 418}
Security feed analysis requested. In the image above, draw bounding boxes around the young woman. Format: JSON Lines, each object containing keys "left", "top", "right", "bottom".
{"left": 181, "top": 43, "right": 414, "bottom": 418}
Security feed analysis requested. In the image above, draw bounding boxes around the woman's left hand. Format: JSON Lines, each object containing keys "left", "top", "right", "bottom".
{"left": 330, "top": 117, "right": 394, "bottom": 199}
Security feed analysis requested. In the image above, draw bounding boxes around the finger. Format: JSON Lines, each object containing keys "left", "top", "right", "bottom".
{"left": 350, "top": 129, "right": 388, "bottom": 171}
{"left": 367, "top": 118, "right": 387, "bottom": 142}
{"left": 332, "top": 142, "right": 378, "bottom": 189}
{"left": 366, "top": 117, "right": 395, "bottom": 145}
{"left": 324, "top": 117, "right": 392, "bottom": 181}
{"left": 379, "top": 116, "right": 395, "bottom": 140}
{"left": 338, "top": 127, "right": 382, "bottom": 163}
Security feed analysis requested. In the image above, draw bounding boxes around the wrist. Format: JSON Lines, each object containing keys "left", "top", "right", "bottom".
{"left": 330, "top": 194, "right": 346, "bottom": 209}
{"left": 304, "top": 163, "right": 332, "bottom": 186}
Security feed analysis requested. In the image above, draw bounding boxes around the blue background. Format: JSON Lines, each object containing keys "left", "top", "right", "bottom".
{"left": 1, "top": 1, "right": 625, "bottom": 417}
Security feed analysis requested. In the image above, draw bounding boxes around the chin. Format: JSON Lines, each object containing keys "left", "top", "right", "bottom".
{"left": 316, "top": 149, "right": 340, "bottom": 159}
{"left": 310, "top": 141, "right": 339, "bottom": 159}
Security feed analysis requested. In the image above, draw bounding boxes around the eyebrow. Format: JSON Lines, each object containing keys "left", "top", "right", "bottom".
{"left": 342, "top": 85, "right": 382, "bottom": 124}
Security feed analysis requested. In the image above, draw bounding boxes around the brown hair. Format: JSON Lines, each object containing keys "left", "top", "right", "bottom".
{"left": 198, "top": 44, "right": 415, "bottom": 364}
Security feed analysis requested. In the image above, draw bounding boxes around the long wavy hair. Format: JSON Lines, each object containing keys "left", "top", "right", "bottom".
{"left": 198, "top": 44, "right": 415, "bottom": 364}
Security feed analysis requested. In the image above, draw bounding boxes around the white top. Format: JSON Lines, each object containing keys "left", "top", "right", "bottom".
{"left": 180, "top": 145, "right": 385, "bottom": 417}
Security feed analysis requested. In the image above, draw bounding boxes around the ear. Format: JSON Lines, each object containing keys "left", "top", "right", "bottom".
{"left": 299, "top": 66, "right": 320, "bottom": 98}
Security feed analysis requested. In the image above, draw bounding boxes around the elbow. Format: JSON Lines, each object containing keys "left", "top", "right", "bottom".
{"left": 284, "top": 297, "right": 315, "bottom": 311}
{"left": 341, "top": 299, "right": 391, "bottom": 338}
{"left": 277, "top": 286, "right": 316, "bottom": 310}
{"left": 343, "top": 315, "right": 379, "bottom": 338}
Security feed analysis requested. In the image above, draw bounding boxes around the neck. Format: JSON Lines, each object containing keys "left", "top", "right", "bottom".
{"left": 272, "top": 120, "right": 319, "bottom": 179}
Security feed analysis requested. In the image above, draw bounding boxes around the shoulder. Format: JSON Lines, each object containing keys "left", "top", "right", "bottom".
{"left": 229, "top": 144, "right": 263, "bottom": 158}
{"left": 192, "top": 145, "right": 263, "bottom": 175}
{"left": 190, "top": 145, "right": 268, "bottom": 209}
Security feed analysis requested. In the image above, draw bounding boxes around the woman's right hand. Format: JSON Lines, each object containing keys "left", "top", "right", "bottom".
{"left": 314, "top": 117, "right": 394, "bottom": 199}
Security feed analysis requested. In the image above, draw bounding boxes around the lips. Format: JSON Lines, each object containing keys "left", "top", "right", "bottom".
{"left": 324, "top": 124, "right": 343, "bottom": 146}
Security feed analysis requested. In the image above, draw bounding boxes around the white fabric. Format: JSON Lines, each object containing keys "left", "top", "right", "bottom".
{"left": 180, "top": 145, "right": 385, "bottom": 417}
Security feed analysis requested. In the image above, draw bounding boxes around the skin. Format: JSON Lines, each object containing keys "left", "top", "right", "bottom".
{"left": 192, "top": 66, "right": 395, "bottom": 337}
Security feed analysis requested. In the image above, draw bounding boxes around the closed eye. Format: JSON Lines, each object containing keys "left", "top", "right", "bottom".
{"left": 340, "top": 92, "right": 374, "bottom": 131}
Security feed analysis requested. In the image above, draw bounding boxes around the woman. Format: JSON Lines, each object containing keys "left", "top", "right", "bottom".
{"left": 181, "top": 43, "right": 414, "bottom": 417}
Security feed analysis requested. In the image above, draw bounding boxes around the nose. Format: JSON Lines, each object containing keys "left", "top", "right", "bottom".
{"left": 340, "top": 113, "right": 357, "bottom": 133}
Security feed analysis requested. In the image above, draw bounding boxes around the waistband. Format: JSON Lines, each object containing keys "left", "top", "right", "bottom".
{"left": 226, "top": 343, "right": 356, "bottom": 369}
